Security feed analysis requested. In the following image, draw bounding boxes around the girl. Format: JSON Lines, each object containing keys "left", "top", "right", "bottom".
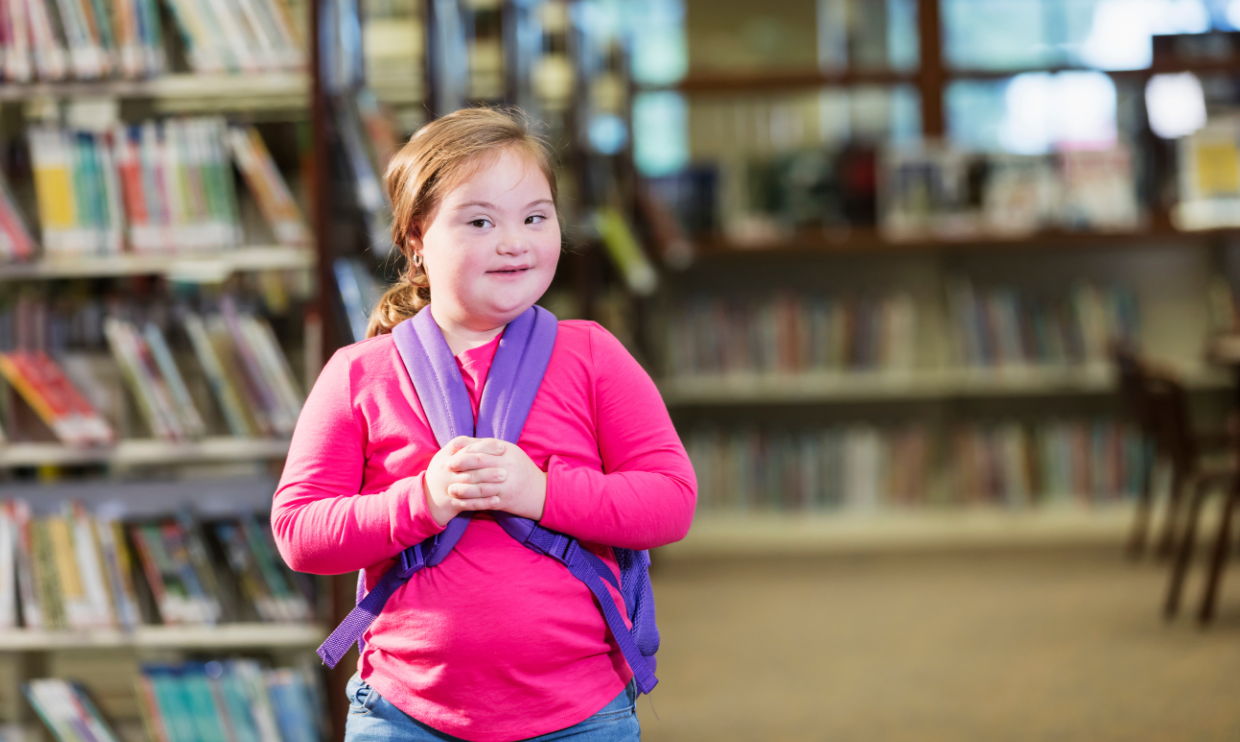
{"left": 272, "top": 107, "right": 697, "bottom": 742}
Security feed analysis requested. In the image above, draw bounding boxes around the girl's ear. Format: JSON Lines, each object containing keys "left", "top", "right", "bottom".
{"left": 406, "top": 222, "right": 424, "bottom": 251}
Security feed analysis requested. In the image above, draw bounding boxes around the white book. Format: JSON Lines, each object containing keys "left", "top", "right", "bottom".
{"left": 3, "top": 0, "right": 34, "bottom": 81}
{"left": 0, "top": 507, "right": 16, "bottom": 630}
{"left": 69, "top": 504, "right": 114, "bottom": 628}
{"left": 22, "top": 0, "right": 68, "bottom": 79}
{"left": 162, "top": 0, "right": 226, "bottom": 72}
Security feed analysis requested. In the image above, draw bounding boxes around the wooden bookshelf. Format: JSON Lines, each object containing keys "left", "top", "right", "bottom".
{"left": 658, "top": 503, "right": 1138, "bottom": 559}
{"left": 0, "top": 72, "right": 311, "bottom": 110}
{"left": 0, "top": 245, "right": 315, "bottom": 282}
{"left": 659, "top": 366, "right": 1229, "bottom": 406}
{"left": 0, "top": 437, "right": 291, "bottom": 469}
{"left": 0, "top": 622, "right": 326, "bottom": 652}
{"left": 667, "top": 58, "right": 1240, "bottom": 96}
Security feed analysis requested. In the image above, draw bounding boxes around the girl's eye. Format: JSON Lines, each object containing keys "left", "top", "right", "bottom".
{"left": 526, "top": 214, "right": 546, "bottom": 225}
{"left": 469, "top": 219, "right": 492, "bottom": 229}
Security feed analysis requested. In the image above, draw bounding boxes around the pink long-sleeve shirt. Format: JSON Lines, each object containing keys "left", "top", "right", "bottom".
{"left": 272, "top": 318, "right": 696, "bottom": 742}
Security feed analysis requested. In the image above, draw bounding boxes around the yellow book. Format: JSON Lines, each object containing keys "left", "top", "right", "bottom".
{"left": 30, "top": 129, "right": 77, "bottom": 231}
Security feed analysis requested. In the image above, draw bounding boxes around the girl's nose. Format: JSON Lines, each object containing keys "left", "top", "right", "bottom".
{"left": 497, "top": 229, "right": 529, "bottom": 255}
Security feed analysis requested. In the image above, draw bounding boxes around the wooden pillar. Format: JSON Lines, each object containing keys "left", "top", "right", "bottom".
{"left": 917, "top": 0, "right": 945, "bottom": 138}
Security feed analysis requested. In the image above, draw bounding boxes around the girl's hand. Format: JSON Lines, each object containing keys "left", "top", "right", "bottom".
{"left": 423, "top": 436, "right": 509, "bottom": 527}
{"left": 474, "top": 438, "right": 548, "bottom": 521}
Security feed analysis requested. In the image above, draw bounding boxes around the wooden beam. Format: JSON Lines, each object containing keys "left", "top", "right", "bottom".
{"left": 917, "top": 0, "right": 945, "bottom": 137}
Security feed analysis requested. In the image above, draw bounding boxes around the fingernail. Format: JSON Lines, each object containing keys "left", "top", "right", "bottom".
{"left": 497, "top": 471, "right": 507, "bottom": 481}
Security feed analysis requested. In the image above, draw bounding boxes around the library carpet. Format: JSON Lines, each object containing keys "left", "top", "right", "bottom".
{"left": 638, "top": 545, "right": 1240, "bottom": 741}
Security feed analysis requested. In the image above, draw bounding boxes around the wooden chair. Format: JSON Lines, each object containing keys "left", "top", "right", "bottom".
{"left": 1112, "top": 346, "right": 1240, "bottom": 623}
{"left": 1112, "top": 347, "right": 1205, "bottom": 560}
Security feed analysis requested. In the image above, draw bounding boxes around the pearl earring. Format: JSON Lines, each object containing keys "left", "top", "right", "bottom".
{"left": 412, "top": 253, "right": 423, "bottom": 267}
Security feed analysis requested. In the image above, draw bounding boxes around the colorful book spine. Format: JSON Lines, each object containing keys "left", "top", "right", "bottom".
{"left": 0, "top": 350, "right": 114, "bottom": 446}
{"left": 226, "top": 124, "right": 311, "bottom": 246}
{"left": 0, "top": 171, "right": 38, "bottom": 262}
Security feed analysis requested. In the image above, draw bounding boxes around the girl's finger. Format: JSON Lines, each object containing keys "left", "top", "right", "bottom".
{"left": 447, "top": 483, "right": 502, "bottom": 499}
{"left": 446, "top": 452, "right": 503, "bottom": 472}
{"left": 451, "top": 468, "right": 506, "bottom": 485}
{"left": 445, "top": 436, "right": 476, "bottom": 454}
{"left": 450, "top": 494, "right": 502, "bottom": 511}
{"left": 464, "top": 438, "right": 507, "bottom": 456}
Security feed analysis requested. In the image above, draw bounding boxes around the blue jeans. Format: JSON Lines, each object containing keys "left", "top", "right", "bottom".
{"left": 344, "top": 674, "right": 641, "bottom": 742}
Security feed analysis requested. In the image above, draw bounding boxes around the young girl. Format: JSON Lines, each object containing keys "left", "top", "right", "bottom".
{"left": 272, "top": 108, "right": 697, "bottom": 742}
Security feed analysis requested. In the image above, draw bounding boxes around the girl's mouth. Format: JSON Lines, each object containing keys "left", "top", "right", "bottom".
{"left": 489, "top": 267, "right": 531, "bottom": 275}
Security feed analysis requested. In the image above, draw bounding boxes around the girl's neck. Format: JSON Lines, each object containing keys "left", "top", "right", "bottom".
{"left": 429, "top": 303, "right": 508, "bottom": 356}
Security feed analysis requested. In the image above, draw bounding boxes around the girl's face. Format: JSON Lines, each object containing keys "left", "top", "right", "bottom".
{"left": 416, "top": 148, "right": 560, "bottom": 331}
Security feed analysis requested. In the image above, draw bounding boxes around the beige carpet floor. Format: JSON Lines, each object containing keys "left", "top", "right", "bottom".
{"left": 637, "top": 546, "right": 1240, "bottom": 742}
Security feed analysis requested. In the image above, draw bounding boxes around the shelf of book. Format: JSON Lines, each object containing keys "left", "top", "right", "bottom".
{"left": 0, "top": 246, "right": 315, "bottom": 282}
{"left": 0, "top": 73, "right": 310, "bottom": 109}
{"left": 0, "top": 437, "right": 291, "bottom": 469}
{"left": 659, "top": 365, "right": 1228, "bottom": 406}
{"left": 659, "top": 502, "right": 1137, "bottom": 559}
{"left": 0, "top": 622, "right": 326, "bottom": 652}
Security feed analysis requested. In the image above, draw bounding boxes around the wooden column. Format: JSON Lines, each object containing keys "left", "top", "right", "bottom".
{"left": 917, "top": 0, "right": 945, "bottom": 138}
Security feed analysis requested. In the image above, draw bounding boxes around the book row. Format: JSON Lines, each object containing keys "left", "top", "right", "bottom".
{"left": 0, "top": 298, "right": 304, "bottom": 445}
{"left": 879, "top": 145, "right": 1143, "bottom": 240}
{"left": 26, "top": 661, "right": 323, "bottom": 742}
{"left": 648, "top": 143, "right": 1143, "bottom": 243}
{"left": 948, "top": 281, "right": 1140, "bottom": 369}
{"left": 664, "top": 292, "right": 917, "bottom": 377}
{"left": 5, "top": 117, "right": 309, "bottom": 261}
{"left": 0, "top": 501, "right": 314, "bottom": 631}
{"left": 685, "top": 418, "right": 1147, "bottom": 512}
{"left": 0, "top": 0, "right": 302, "bottom": 80}
{"left": 0, "top": 0, "right": 164, "bottom": 80}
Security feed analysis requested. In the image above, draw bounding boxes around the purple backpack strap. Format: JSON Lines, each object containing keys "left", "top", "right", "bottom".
{"left": 316, "top": 305, "right": 658, "bottom": 694}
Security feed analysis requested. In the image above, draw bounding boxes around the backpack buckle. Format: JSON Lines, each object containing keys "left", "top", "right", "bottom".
{"left": 398, "top": 544, "right": 425, "bottom": 578}
{"left": 541, "top": 533, "right": 578, "bottom": 566}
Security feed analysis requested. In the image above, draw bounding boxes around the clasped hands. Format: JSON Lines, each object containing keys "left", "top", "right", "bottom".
{"left": 422, "top": 436, "right": 548, "bottom": 527}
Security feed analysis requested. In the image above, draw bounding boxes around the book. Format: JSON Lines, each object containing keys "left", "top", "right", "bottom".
{"left": 0, "top": 172, "right": 37, "bottom": 262}
{"left": 225, "top": 124, "right": 310, "bottom": 246}
{"left": 948, "top": 280, "right": 1139, "bottom": 369}
{"left": 24, "top": 679, "right": 122, "bottom": 742}
{"left": 9, "top": 501, "right": 43, "bottom": 629}
{"left": 181, "top": 311, "right": 256, "bottom": 438}
{"left": 137, "top": 661, "right": 321, "bottom": 742}
{"left": 0, "top": 350, "right": 114, "bottom": 446}
{"left": 666, "top": 290, "right": 918, "bottom": 377}
{"left": 0, "top": 505, "right": 16, "bottom": 630}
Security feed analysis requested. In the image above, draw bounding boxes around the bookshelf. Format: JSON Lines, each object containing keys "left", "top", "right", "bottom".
{"left": 0, "top": 437, "right": 290, "bottom": 468}
{"left": 660, "top": 366, "right": 1229, "bottom": 406}
{"left": 0, "top": 72, "right": 311, "bottom": 108}
{"left": 0, "top": 0, "right": 331, "bottom": 731}
{"left": 0, "top": 622, "right": 325, "bottom": 652}
{"left": 0, "top": 245, "right": 314, "bottom": 281}
{"left": 629, "top": 0, "right": 1240, "bottom": 533}
{"left": 662, "top": 503, "right": 1139, "bottom": 558}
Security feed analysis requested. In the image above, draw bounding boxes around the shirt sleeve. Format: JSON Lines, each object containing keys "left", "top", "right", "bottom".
{"left": 271, "top": 347, "right": 444, "bottom": 575}
{"left": 540, "top": 323, "right": 697, "bottom": 550}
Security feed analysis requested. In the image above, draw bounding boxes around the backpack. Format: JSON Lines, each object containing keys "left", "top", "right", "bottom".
{"left": 316, "top": 305, "right": 659, "bottom": 695}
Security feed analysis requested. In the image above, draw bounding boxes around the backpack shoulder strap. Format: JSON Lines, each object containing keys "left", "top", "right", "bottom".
{"left": 317, "top": 305, "right": 555, "bottom": 668}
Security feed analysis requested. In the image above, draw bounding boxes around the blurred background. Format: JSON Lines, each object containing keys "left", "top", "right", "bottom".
{"left": 2, "top": 0, "right": 1240, "bottom": 739}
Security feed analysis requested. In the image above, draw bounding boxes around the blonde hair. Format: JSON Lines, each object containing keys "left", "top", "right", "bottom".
{"left": 365, "top": 107, "right": 559, "bottom": 338}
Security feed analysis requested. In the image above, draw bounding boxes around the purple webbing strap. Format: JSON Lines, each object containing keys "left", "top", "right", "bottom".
{"left": 317, "top": 308, "right": 483, "bottom": 667}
